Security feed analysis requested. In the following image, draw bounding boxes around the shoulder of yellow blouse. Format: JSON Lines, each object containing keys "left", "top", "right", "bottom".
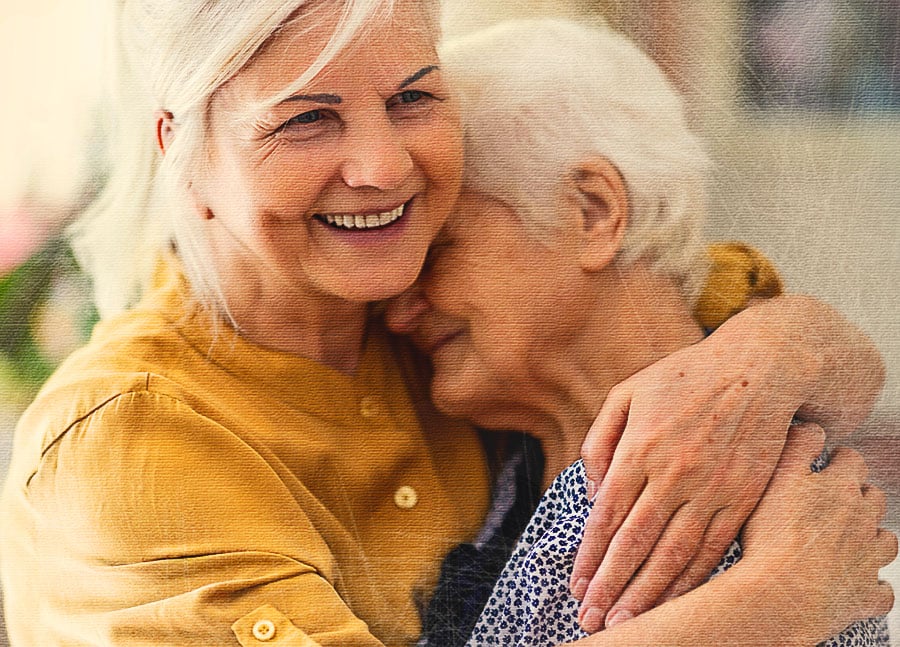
{"left": 694, "top": 242, "right": 784, "bottom": 332}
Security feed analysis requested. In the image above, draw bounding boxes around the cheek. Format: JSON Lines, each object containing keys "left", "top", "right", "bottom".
{"left": 265, "top": 165, "right": 330, "bottom": 211}
{"left": 417, "top": 121, "right": 464, "bottom": 195}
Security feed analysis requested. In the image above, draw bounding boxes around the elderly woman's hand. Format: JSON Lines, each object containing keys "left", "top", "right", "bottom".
{"left": 739, "top": 425, "right": 896, "bottom": 641}
{"left": 570, "top": 340, "right": 795, "bottom": 631}
{"left": 569, "top": 295, "right": 885, "bottom": 632}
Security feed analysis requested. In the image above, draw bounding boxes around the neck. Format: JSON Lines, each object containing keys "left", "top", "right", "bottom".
{"left": 229, "top": 294, "right": 368, "bottom": 374}
{"left": 215, "top": 257, "right": 369, "bottom": 374}
{"left": 527, "top": 263, "right": 705, "bottom": 485}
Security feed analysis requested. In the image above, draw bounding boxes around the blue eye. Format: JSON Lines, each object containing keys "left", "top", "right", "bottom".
{"left": 399, "top": 89, "right": 425, "bottom": 104}
{"left": 284, "top": 109, "right": 322, "bottom": 127}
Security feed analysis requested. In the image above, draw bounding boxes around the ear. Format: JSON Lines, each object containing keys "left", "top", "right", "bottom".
{"left": 155, "top": 110, "right": 176, "bottom": 155}
{"left": 568, "top": 157, "right": 628, "bottom": 272}
{"left": 155, "top": 112, "right": 215, "bottom": 221}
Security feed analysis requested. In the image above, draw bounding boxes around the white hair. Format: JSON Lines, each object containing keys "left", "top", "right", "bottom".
{"left": 72, "top": 0, "right": 439, "bottom": 318}
{"left": 440, "top": 18, "right": 710, "bottom": 300}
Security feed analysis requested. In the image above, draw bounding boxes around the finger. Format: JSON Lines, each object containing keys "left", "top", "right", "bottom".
{"left": 570, "top": 465, "right": 645, "bottom": 600}
{"left": 661, "top": 506, "right": 743, "bottom": 601}
{"left": 604, "top": 505, "right": 708, "bottom": 626}
{"left": 862, "top": 484, "right": 888, "bottom": 522}
{"left": 876, "top": 528, "right": 899, "bottom": 567}
{"left": 867, "top": 581, "right": 895, "bottom": 619}
{"left": 828, "top": 446, "right": 869, "bottom": 483}
{"left": 581, "top": 386, "right": 631, "bottom": 484}
{"left": 775, "top": 423, "right": 826, "bottom": 477}
{"left": 577, "top": 490, "right": 671, "bottom": 632}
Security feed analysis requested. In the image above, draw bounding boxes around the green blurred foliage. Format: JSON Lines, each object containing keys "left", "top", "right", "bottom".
{"left": 0, "top": 239, "right": 97, "bottom": 403}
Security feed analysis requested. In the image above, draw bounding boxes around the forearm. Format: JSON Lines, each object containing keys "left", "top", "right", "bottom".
{"left": 565, "top": 563, "right": 818, "bottom": 647}
{"left": 709, "top": 294, "right": 885, "bottom": 438}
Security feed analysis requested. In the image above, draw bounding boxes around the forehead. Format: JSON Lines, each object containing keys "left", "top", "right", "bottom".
{"left": 220, "top": 0, "right": 438, "bottom": 107}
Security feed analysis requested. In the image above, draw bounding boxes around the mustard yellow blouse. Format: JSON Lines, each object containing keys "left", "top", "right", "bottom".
{"left": 1, "top": 265, "right": 491, "bottom": 646}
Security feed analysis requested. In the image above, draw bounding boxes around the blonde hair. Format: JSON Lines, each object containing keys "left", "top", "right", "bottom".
{"left": 440, "top": 18, "right": 710, "bottom": 300}
{"left": 73, "top": 0, "right": 439, "bottom": 318}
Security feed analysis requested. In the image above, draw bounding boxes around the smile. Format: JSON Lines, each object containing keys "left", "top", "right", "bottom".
{"left": 315, "top": 204, "right": 405, "bottom": 231}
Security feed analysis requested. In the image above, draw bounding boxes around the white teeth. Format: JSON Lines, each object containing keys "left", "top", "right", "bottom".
{"left": 316, "top": 204, "right": 405, "bottom": 231}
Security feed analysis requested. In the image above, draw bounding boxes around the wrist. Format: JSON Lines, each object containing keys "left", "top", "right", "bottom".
{"left": 713, "top": 561, "right": 821, "bottom": 646}
{"left": 711, "top": 296, "right": 822, "bottom": 410}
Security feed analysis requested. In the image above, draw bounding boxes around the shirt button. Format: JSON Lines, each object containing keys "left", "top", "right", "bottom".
{"left": 252, "top": 619, "right": 276, "bottom": 641}
{"left": 394, "top": 485, "right": 418, "bottom": 510}
{"left": 359, "top": 396, "right": 382, "bottom": 418}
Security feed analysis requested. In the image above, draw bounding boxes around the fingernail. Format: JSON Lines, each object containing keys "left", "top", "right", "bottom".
{"left": 580, "top": 607, "right": 603, "bottom": 633}
{"left": 572, "top": 577, "right": 588, "bottom": 600}
{"left": 606, "top": 608, "right": 633, "bottom": 627}
{"left": 586, "top": 478, "right": 597, "bottom": 501}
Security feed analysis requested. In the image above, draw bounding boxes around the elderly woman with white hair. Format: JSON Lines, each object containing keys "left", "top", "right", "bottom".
{"left": 388, "top": 19, "right": 895, "bottom": 646}
{"left": 0, "top": 1, "right": 890, "bottom": 644}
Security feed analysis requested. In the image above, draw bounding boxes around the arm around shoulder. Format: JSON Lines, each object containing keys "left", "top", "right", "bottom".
{"left": 7, "top": 389, "right": 385, "bottom": 646}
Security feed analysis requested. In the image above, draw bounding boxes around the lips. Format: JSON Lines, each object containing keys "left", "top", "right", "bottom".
{"left": 314, "top": 203, "right": 405, "bottom": 231}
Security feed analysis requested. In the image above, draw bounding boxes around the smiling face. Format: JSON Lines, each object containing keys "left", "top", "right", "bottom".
{"left": 387, "top": 190, "right": 596, "bottom": 428}
{"left": 191, "top": 0, "right": 463, "bottom": 313}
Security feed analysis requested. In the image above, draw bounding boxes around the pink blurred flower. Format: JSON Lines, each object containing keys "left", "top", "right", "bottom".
{"left": 0, "top": 208, "right": 51, "bottom": 276}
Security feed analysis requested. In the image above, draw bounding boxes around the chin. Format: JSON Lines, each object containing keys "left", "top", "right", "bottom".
{"left": 430, "top": 376, "right": 502, "bottom": 429}
{"left": 324, "top": 264, "right": 422, "bottom": 303}
{"left": 339, "top": 280, "right": 416, "bottom": 303}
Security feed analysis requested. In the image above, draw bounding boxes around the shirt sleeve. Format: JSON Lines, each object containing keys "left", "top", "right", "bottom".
{"left": 23, "top": 389, "right": 386, "bottom": 646}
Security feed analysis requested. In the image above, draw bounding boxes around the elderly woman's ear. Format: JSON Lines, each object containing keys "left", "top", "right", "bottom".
{"left": 155, "top": 111, "right": 176, "bottom": 155}
{"left": 568, "top": 157, "right": 629, "bottom": 272}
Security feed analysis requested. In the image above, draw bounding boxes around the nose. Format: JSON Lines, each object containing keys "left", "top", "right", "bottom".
{"left": 385, "top": 283, "right": 431, "bottom": 335}
{"left": 342, "top": 117, "right": 414, "bottom": 189}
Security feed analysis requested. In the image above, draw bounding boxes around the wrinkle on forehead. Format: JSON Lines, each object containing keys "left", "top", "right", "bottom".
{"left": 219, "top": 0, "right": 437, "bottom": 129}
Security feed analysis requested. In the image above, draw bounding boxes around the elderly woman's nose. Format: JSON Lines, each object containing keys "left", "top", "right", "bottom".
{"left": 341, "top": 120, "right": 414, "bottom": 189}
{"left": 385, "top": 285, "right": 430, "bottom": 335}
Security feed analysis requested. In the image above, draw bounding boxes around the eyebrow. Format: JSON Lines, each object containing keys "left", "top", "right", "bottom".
{"left": 399, "top": 65, "right": 439, "bottom": 89}
{"left": 278, "top": 65, "right": 439, "bottom": 106}
{"left": 282, "top": 93, "right": 342, "bottom": 105}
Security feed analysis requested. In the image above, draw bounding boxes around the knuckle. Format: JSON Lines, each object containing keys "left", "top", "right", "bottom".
{"left": 668, "top": 459, "right": 703, "bottom": 484}
{"left": 665, "top": 537, "right": 696, "bottom": 566}
{"left": 583, "top": 581, "right": 615, "bottom": 613}
{"left": 885, "top": 530, "right": 900, "bottom": 559}
{"left": 875, "top": 584, "right": 894, "bottom": 617}
{"left": 607, "top": 381, "right": 627, "bottom": 400}
{"left": 581, "top": 442, "right": 600, "bottom": 465}
{"left": 796, "top": 421, "right": 825, "bottom": 435}
{"left": 617, "top": 583, "right": 657, "bottom": 616}
{"left": 867, "top": 484, "right": 887, "bottom": 503}
{"left": 833, "top": 446, "right": 866, "bottom": 470}
{"left": 705, "top": 510, "right": 741, "bottom": 548}
{"left": 832, "top": 478, "right": 861, "bottom": 502}
{"left": 586, "top": 501, "right": 619, "bottom": 534}
{"left": 617, "top": 525, "right": 645, "bottom": 550}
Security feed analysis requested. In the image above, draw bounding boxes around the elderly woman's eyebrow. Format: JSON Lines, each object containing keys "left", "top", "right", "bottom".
{"left": 275, "top": 66, "right": 437, "bottom": 107}
{"left": 282, "top": 92, "right": 342, "bottom": 105}
{"left": 399, "top": 65, "right": 439, "bottom": 89}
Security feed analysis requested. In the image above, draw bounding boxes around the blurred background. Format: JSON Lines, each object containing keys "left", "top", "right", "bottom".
{"left": 1, "top": 0, "right": 898, "bottom": 643}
